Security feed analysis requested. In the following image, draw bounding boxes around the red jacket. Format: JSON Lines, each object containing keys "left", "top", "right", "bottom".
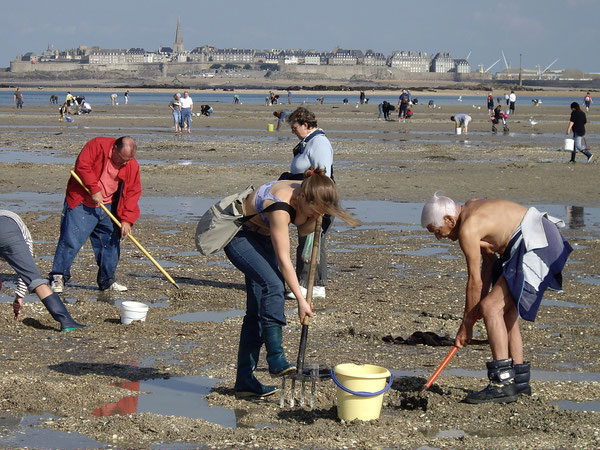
{"left": 66, "top": 137, "right": 142, "bottom": 225}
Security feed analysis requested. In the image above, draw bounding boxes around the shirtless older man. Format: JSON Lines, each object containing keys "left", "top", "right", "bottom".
{"left": 421, "top": 194, "right": 572, "bottom": 404}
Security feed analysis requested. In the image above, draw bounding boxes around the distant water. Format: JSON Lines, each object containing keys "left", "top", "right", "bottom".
{"left": 0, "top": 91, "right": 583, "bottom": 107}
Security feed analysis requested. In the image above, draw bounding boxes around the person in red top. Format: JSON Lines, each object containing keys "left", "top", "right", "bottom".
{"left": 49, "top": 136, "right": 142, "bottom": 293}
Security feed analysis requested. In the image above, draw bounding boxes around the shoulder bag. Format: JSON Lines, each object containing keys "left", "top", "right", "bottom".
{"left": 195, "top": 185, "right": 296, "bottom": 255}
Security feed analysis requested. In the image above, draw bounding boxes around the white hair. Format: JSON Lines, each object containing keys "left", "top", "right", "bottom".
{"left": 421, "top": 193, "right": 458, "bottom": 228}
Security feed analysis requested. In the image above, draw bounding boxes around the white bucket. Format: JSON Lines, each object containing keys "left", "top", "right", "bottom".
{"left": 120, "top": 301, "right": 149, "bottom": 324}
{"left": 455, "top": 127, "right": 462, "bottom": 135}
{"left": 564, "top": 138, "right": 574, "bottom": 151}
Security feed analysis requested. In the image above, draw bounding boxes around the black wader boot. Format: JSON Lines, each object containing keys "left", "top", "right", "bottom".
{"left": 465, "top": 358, "right": 518, "bottom": 404}
{"left": 263, "top": 326, "right": 295, "bottom": 378}
{"left": 41, "top": 293, "right": 88, "bottom": 332}
{"left": 514, "top": 361, "right": 532, "bottom": 396}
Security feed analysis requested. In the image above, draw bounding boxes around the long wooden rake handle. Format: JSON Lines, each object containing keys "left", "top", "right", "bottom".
{"left": 70, "top": 170, "right": 180, "bottom": 289}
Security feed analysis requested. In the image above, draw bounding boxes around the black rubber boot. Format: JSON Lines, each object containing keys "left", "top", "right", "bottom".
{"left": 41, "top": 293, "right": 88, "bottom": 332}
{"left": 465, "top": 358, "right": 518, "bottom": 404}
{"left": 263, "top": 326, "right": 295, "bottom": 378}
{"left": 514, "top": 361, "right": 532, "bottom": 396}
{"left": 234, "top": 319, "right": 278, "bottom": 399}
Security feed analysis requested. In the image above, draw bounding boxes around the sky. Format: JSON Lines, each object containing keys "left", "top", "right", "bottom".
{"left": 2, "top": 0, "right": 599, "bottom": 73}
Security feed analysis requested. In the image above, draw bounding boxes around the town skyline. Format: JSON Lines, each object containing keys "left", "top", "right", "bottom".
{"left": 2, "top": 0, "right": 598, "bottom": 73}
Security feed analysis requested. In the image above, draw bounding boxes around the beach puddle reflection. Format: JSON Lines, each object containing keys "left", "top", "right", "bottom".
{"left": 169, "top": 309, "right": 245, "bottom": 322}
{"left": 92, "top": 376, "right": 239, "bottom": 427}
{"left": 0, "top": 412, "right": 108, "bottom": 448}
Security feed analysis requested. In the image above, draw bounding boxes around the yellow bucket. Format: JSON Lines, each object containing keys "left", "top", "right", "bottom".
{"left": 267, "top": 123, "right": 274, "bottom": 132}
{"left": 332, "top": 363, "right": 393, "bottom": 421}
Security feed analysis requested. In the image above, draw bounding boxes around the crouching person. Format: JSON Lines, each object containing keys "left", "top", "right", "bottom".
{"left": 421, "top": 194, "right": 572, "bottom": 403}
{"left": 0, "top": 210, "right": 87, "bottom": 331}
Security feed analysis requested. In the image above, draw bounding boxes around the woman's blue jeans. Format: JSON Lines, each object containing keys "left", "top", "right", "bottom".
{"left": 571, "top": 133, "right": 591, "bottom": 161}
{"left": 50, "top": 201, "right": 120, "bottom": 289}
{"left": 172, "top": 109, "right": 181, "bottom": 126}
{"left": 224, "top": 228, "right": 287, "bottom": 330}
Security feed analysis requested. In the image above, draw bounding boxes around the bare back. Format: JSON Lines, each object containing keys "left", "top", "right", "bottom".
{"left": 458, "top": 199, "right": 528, "bottom": 256}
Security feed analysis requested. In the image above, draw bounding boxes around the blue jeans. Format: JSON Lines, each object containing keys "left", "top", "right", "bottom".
{"left": 571, "top": 133, "right": 591, "bottom": 161}
{"left": 172, "top": 109, "right": 181, "bottom": 126}
{"left": 50, "top": 201, "right": 121, "bottom": 289}
{"left": 0, "top": 217, "right": 46, "bottom": 292}
{"left": 181, "top": 108, "right": 192, "bottom": 129}
{"left": 224, "top": 228, "right": 287, "bottom": 330}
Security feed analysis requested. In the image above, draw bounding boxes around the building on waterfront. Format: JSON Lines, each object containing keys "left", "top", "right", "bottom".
{"left": 363, "top": 50, "right": 386, "bottom": 66}
{"left": 329, "top": 48, "right": 364, "bottom": 65}
{"left": 11, "top": 19, "right": 588, "bottom": 81}
{"left": 389, "top": 51, "right": 430, "bottom": 72}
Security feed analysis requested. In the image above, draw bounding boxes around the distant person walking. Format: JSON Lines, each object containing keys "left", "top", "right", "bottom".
{"left": 504, "top": 93, "right": 510, "bottom": 106}
{"left": 58, "top": 103, "right": 68, "bottom": 122}
{"left": 583, "top": 92, "right": 593, "bottom": 112}
{"left": 287, "top": 90, "right": 292, "bottom": 104}
{"left": 179, "top": 91, "right": 194, "bottom": 133}
{"left": 567, "top": 102, "right": 593, "bottom": 163}
{"left": 66, "top": 92, "right": 75, "bottom": 107}
{"left": 509, "top": 91, "right": 517, "bottom": 115}
{"left": 110, "top": 93, "right": 118, "bottom": 106}
{"left": 169, "top": 93, "right": 182, "bottom": 133}
{"left": 487, "top": 92, "right": 494, "bottom": 115}
{"left": 13, "top": 88, "right": 24, "bottom": 109}
{"left": 397, "top": 89, "right": 411, "bottom": 123}
{"left": 359, "top": 91, "right": 366, "bottom": 105}
{"left": 124, "top": 90, "right": 129, "bottom": 105}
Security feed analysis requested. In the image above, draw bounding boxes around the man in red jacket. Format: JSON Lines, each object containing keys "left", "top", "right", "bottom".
{"left": 49, "top": 136, "right": 142, "bottom": 293}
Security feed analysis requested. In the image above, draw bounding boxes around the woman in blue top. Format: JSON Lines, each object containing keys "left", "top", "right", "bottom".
{"left": 224, "top": 169, "right": 359, "bottom": 399}
{"left": 281, "top": 107, "right": 334, "bottom": 302}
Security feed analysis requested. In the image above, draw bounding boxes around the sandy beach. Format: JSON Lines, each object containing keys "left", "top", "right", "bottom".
{"left": 0, "top": 97, "right": 598, "bottom": 448}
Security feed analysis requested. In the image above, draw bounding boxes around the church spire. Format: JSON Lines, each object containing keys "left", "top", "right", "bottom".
{"left": 173, "top": 17, "right": 184, "bottom": 53}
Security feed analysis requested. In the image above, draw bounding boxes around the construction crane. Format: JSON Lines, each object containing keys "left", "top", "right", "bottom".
{"left": 501, "top": 50, "right": 510, "bottom": 70}
{"left": 538, "top": 58, "right": 559, "bottom": 79}
{"left": 484, "top": 58, "right": 502, "bottom": 73}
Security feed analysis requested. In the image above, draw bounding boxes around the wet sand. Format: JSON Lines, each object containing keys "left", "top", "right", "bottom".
{"left": 0, "top": 99, "right": 599, "bottom": 448}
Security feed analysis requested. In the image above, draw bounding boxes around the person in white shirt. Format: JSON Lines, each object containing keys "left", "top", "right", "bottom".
{"left": 509, "top": 91, "right": 517, "bottom": 115}
{"left": 179, "top": 91, "right": 194, "bottom": 133}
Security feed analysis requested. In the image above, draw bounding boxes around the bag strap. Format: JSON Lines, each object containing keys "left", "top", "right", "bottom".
{"left": 240, "top": 202, "right": 296, "bottom": 225}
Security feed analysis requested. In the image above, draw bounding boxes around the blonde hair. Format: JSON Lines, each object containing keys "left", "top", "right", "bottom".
{"left": 421, "top": 193, "right": 458, "bottom": 228}
{"left": 301, "top": 168, "right": 360, "bottom": 226}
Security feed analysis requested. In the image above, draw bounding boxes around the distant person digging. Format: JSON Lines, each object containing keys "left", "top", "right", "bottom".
{"left": 450, "top": 114, "right": 471, "bottom": 134}
{"left": 273, "top": 109, "right": 291, "bottom": 130}
{"left": 110, "top": 93, "right": 118, "bottom": 106}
